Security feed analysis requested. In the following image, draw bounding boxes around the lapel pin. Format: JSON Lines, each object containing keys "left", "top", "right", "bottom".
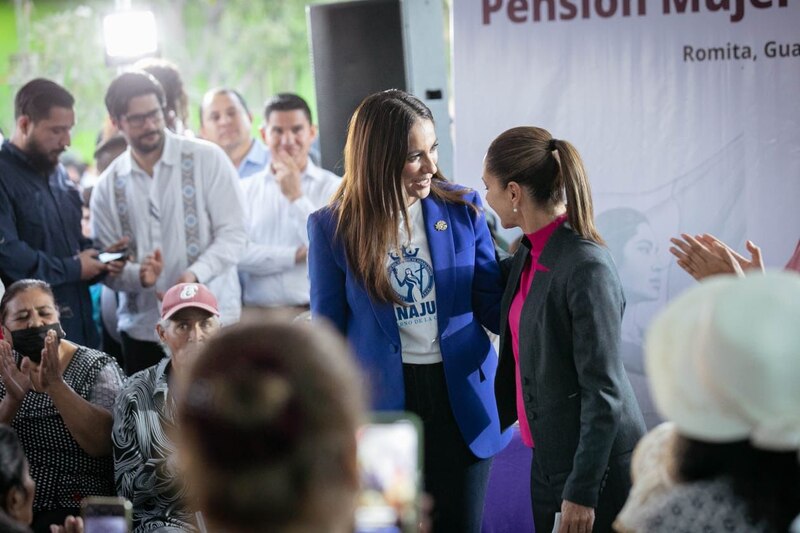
{"left": 434, "top": 220, "right": 448, "bottom": 231}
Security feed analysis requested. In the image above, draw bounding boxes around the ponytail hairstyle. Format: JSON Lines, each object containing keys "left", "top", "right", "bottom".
{"left": 331, "top": 89, "right": 472, "bottom": 303}
{"left": 484, "top": 126, "right": 603, "bottom": 244}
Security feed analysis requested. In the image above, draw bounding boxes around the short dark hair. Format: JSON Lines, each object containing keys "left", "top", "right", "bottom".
{"left": 136, "top": 58, "right": 188, "bottom": 124}
{"left": 676, "top": 436, "right": 800, "bottom": 531}
{"left": 14, "top": 78, "right": 74, "bottom": 122}
{"left": 104, "top": 71, "right": 166, "bottom": 122}
{"left": 198, "top": 88, "right": 251, "bottom": 126}
{"left": 263, "top": 93, "right": 312, "bottom": 124}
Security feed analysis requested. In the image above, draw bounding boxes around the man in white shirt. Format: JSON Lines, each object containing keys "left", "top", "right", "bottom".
{"left": 199, "top": 88, "right": 269, "bottom": 179}
{"left": 91, "top": 71, "right": 246, "bottom": 375}
{"left": 239, "top": 93, "right": 340, "bottom": 310}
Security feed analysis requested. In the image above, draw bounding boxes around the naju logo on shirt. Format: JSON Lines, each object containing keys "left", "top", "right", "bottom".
{"left": 388, "top": 246, "right": 434, "bottom": 303}
{"left": 388, "top": 246, "right": 437, "bottom": 325}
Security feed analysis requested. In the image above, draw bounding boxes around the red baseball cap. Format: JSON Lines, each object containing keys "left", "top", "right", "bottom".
{"left": 160, "top": 283, "right": 220, "bottom": 320}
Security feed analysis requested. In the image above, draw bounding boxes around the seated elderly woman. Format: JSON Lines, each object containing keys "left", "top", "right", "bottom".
{"left": 614, "top": 272, "right": 800, "bottom": 532}
{"left": 0, "top": 280, "right": 124, "bottom": 532}
{"left": 174, "top": 314, "right": 366, "bottom": 533}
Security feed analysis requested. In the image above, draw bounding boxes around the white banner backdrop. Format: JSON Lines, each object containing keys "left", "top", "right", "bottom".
{"left": 452, "top": 0, "right": 799, "bottom": 426}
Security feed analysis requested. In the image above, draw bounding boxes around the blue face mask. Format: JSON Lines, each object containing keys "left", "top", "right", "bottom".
{"left": 10, "top": 323, "right": 65, "bottom": 364}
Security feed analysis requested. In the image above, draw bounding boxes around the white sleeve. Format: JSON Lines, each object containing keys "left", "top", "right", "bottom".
{"left": 237, "top": 242, "right": 297, "bottom": 275}
{"left": 90, "top": 172, "right": 146, "bottom": 292}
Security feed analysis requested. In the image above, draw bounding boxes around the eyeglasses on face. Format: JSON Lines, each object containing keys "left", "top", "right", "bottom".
{"left": 123, "top": 107, "right": 164, "bottom": 128}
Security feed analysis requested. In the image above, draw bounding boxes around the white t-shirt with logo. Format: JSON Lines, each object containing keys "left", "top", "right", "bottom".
{"left": 387, "top": 200, "right": 442, "bottom": 364}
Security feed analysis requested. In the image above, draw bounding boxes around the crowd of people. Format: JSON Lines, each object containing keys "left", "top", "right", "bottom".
{"left": 0, "top": 64, "right": 799, "bottom": 533}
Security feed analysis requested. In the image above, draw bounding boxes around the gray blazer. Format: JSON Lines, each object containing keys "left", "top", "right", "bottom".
{"left": 495, "top": 224, "right": 645, "bottom": 508}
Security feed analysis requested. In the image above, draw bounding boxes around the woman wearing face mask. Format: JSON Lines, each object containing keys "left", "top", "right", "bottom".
{"left": 308, "top": 89, "right": 510, "bottom": 532}
{"left": 0, "top": 280, "right": 124, "bottom": 533}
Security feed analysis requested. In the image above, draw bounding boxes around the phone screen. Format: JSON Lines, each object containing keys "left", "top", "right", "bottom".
{"left": 84, "top": 516, "right": 128, "bottom": 533}
{"left": 98, "top": 251, "right": 125, "bottom": 263}
{"left": 355, "top": 413, "right": 422, "bottom": 533}
{"left": 82, "top": 497, "right": 132, "bottom": 533}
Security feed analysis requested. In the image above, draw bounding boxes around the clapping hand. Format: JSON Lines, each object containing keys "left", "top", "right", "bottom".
{"left": 140, "top": 248, "right": 163, "bottom": 288}
{"left": 0, "top": 339, "right": 31, "bottom": 400}
{"left": 670, "top": 233, "right": 763, "bottom": 281}
{"left": 698, "top": 234, "right": 763, "bottom": 273}
{"left": 29, "top": 330, "right": 64, "bottom": 394}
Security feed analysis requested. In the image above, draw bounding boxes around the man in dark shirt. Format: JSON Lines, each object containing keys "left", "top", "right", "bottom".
{"left": 0, "top": 78, "right": 123, "bottom": 347}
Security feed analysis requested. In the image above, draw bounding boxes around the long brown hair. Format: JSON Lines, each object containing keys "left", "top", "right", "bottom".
{"left": 484, "top": 126, "right": 603, "bottom": 244}
{"left": 332, "top": 89, "right": 469, "bottom": 303}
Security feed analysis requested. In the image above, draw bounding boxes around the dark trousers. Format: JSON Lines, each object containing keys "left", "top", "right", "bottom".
{"left": 403, "top": 363, "right": 492, "bottom": 533}
{"left": 120, "top": 332, "right": 165, "bottom": 375}
{"left": 530, "top": 449, "right": 633, "bottom": 533}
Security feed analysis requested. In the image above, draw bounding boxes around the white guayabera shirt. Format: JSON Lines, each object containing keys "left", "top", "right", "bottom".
{"left": 91, "top": 130, "right": 246, "bottom": 341}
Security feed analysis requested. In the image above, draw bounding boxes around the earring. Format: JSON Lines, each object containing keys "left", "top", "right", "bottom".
{"left": 512, "top": 207, "right": 518, "bottom": 213}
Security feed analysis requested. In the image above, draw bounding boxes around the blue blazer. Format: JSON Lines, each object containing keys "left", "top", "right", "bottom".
{"left": 308, "top": 189, "right": 511, "bottom": 458}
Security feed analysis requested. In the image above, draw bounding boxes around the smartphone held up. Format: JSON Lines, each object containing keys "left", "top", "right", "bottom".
{"left": 355, "top": 412, "right": 423, "bottom": 533}
{"left": 82, "top": 496, "right": 132, "bottom": 533}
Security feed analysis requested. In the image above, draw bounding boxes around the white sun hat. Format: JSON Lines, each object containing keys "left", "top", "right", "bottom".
{"left": 645, "top": 271, "right": 800, "bottom": 451}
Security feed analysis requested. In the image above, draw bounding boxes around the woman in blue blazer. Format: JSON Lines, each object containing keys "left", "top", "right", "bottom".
{"left": 483, "top": 127, "right": 645, "bottom": 533}
{"left": 308, "top": 90, "right": 510, "bottom": 532}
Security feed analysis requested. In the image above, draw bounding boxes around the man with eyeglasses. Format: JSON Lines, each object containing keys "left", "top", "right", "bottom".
{"left": 0, "top": 78, "right": 126, "bottom": 348}
{"left": 91, "top": 71, "right": 245, "bottom": 375}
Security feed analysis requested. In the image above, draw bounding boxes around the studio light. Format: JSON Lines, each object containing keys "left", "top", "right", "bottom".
{"left": 103, "top": 10, "right": 159, "bottom": 66}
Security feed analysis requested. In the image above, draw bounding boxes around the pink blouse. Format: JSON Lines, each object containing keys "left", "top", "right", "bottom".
{"left": 508, "top": 215, "right": 567, "bottom": 447}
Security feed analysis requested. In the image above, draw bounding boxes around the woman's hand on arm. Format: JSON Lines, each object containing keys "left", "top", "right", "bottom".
{"left": 33, "top": 333, "right": 114, "bottom": 457}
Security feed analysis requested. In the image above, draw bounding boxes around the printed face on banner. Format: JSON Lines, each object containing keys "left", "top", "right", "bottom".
{"left": 618, "top": 222, "right": 664, "bottom": 303}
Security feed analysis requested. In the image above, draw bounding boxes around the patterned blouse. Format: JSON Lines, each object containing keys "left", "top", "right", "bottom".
{"left": 0, "top": 346, "right": 125, "bottom": 514}
{"left": 112, "top": 357, "right": 197, "bottom": 533}
{"left": 638, "top": 477, "right": 770, "bottom": 532}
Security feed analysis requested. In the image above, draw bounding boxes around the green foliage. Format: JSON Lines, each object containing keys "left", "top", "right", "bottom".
{"left": 2, "top": 0, "right": 337, "bottom": 162}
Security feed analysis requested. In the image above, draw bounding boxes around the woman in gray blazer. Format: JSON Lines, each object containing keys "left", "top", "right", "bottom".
{"left": 482, "top": 127, "right": 646, "bottom": 533}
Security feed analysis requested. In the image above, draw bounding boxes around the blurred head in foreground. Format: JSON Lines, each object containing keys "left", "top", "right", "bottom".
{"left": 641, "top": 272, "right": 800, "bottom": 531}
{"left": 176, "top": 315, "right": 366, "bottom": 533}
